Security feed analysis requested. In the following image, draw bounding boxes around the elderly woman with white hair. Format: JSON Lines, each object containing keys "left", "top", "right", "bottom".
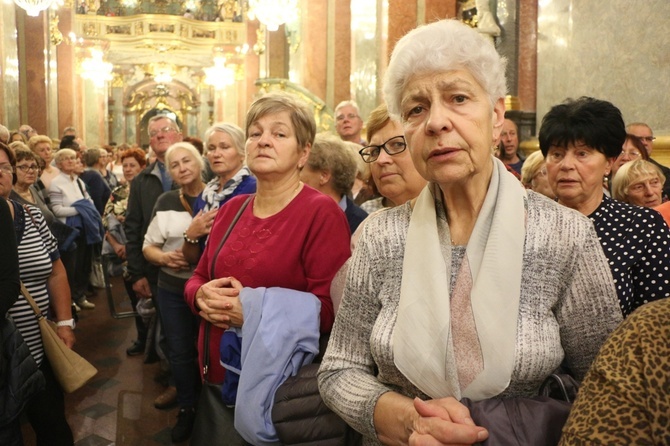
{"left": 182, "top": 122, "right": 256, "bottom": 265}
{"left": 317, "top": 19, "right": 622, "bottom": 445}
{"left": 611, "top": 159, "right": 665, "bottom": 208}
{"left": 142, "top": 141, "right": 206, "bottom": 443}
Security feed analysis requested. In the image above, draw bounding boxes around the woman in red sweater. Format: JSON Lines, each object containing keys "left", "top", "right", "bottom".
{"left": 184, "top": 92, "right": 351, "bottom": 440}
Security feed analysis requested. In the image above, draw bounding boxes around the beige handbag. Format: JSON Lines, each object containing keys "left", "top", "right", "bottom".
{"left": 20, "top": 283, "right": 98, "bottom": 393}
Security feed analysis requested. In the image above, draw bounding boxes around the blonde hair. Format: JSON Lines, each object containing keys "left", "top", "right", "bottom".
{"left": 611, "top": 159, "right": 665, "bottom": 203}
{"left": 28, "top": 135, "right": 52, "bottom": 152}
{"left": 520, "top": 151, "right": 545, "bottom": 187}
{"left": 165, "top": 142, "right": 205, "bottom": 172}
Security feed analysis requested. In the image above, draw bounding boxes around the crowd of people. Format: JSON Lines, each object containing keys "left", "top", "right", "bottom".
{"left": 2, "top": 17, "right": 670, "bottom": 446}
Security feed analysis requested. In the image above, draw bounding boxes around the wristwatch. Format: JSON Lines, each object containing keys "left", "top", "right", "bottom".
{"left": 56, "top": 318, "right": 76, "bottom": 329}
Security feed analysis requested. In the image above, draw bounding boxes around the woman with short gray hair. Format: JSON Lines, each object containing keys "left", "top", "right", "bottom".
{"left": 318, "top": 19, "right": 622, "bottom": 445}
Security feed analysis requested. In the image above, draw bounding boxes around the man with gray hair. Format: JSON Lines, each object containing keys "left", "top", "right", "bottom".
{"left": 124, "top": 113, "right": 182, "bottom": 410}
{"left": 334, "top": 100, "right": 366, "bottom": 145}
{"left": 0, "top": 124, "right": 9, "bottom": 144}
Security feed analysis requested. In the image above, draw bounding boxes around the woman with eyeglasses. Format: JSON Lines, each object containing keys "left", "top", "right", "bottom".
{"left": 0, "top": 142, "right": 75, "bottom": 445}
{"left": 610, "top": 134, "right": 649, "bottom": 179}
{"left": 9, "top": 149, "right": 56, "bottom": 225}
{"left": 358, "top": 103, "right": 427, "bottom": 214}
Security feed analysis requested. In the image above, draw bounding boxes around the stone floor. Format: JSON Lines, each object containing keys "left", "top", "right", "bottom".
{"left": 21, "top": 273, "right": 184, "bottom": 445}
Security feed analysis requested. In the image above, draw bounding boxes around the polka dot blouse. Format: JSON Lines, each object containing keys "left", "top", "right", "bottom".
{"left": 589, "top": 196, "right": 670, "bottom": 317}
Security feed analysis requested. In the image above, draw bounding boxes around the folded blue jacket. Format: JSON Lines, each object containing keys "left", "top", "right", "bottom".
{"left": 66, "top": 199, "right": 104, "bottom": 245}
{"left": 219, "top": 287, "right": 321, "bottom": 446}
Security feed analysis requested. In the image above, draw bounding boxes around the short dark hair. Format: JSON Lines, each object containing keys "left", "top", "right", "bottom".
{"left": 539, "top": 96, "right": 625, "bottom": 159}
{"left": 60, "top": 135, "right": 77, "bottom": 150}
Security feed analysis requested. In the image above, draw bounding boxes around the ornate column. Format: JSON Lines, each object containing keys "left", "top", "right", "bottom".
{"left": 56, "top": 4, "right": 77, "bottom": 137}
{"left": 17, "top": 7, "right": 48, "bottom": 134}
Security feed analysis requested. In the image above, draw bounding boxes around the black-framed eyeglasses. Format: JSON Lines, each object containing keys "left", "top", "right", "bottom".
{"left": 359, "top": 135, "right": 407, "bottom": 163}
{"left": 16, "top": 164, "right": 39, "bottom": 172}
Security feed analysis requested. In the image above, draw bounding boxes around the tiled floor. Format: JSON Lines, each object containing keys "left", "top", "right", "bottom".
{"left": 21, "top": 274, "right": 184, "bottom": 445}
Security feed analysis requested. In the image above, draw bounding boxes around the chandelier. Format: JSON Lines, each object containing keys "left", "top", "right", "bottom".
{"left": 80, "top": 49, "right": 114, "bottom": 88}
{"left": 204, "top": 57, "right": 236, "bottom": 90}
{"left": 13, "top": 0, "right": 55, "bottom": 17}
{"left": 247, "top": 0, "right": 298, "bottom": 31}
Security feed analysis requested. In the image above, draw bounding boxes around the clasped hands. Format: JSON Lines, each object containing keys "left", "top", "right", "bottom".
{"left": 195, "top": 276, "right": 244, "bottom": 330}
{"left": 408, "top": 397, "right": 488, "bottom": 446}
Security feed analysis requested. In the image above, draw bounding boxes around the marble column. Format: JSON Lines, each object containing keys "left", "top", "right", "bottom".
{"left": 0, "top": 3, "right": 20, "bottom": 128}
{"left": 57, "top": 6, "right": 77, "bottom": 137}
{"left": 17, "top": 8, "right": 48, "bottom": 134}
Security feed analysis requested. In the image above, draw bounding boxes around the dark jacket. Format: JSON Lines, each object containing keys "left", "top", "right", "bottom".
{"left": 649, "top": 158, "right": 670, "bottom": 199}
{"left": 0, "top": 314, "right": 45, "bottom": 426}
{"left": 125, "top": 161, "right": 173, "bottom": 285}
{"left": 344, "top": 197, "right": 367, "bottom": 235}
{"left": 79, "top": 169, "right": 111, "bottom": 216}
{"left": 272, "top": 363, "right": 361, "bottom": 446}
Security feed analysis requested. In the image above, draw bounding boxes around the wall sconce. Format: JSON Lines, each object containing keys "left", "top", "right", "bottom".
{"left": 49, "top": 14, "right": 63, "bottom": 45}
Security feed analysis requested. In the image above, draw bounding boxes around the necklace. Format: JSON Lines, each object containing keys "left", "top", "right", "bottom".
{"left": 254, "top": 181, "right": 302, "bottom": 214}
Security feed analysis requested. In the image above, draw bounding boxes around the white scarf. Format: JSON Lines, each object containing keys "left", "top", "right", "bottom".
{"left": 201, "top": 166, "right": 251, "bottom": 212}
{"left": 393, "top": 157, "right": 526, "bottom": 400}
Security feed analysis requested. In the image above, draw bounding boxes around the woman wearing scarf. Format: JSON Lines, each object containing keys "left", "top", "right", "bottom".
{"left": 317, "top": 20, "right": 623, "bottom": 445}
{"left": 182, "top": 123, "right": 256, "bottom": 264}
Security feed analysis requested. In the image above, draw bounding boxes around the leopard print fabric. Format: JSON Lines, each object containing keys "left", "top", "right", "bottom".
{"left": 560, "top": 298, "right": 670, "bottom": 445}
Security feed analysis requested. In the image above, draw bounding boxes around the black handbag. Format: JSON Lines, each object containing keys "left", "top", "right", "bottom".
{"left": 460, "top": 374, "right": 579, "bottom": 446}
{"left": 191, "top": 197, "right": 252, "bottom": 446}
{"left": 190, "top": 323, "right": 246, "bottom": 446}
{"left": 0, "top": 314, "right": 45, "bottom": 426}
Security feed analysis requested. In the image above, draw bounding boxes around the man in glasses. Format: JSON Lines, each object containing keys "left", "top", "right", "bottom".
{"left": 125, "top": 113, "right": 183, "bottom": 409}
{"left": 334, "top": 100, "right": 366, "bottom": 145}
{"left": 627, "top": 122, "right": 670, "bottom": 198}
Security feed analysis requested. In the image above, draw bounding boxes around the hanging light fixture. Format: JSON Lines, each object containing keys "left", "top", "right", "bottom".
{"left": 80, "top": 48, "right": 114, "bottom": 88}
{"left": 204, "top": 56, "right": 236, "bottom": 90}
{"left": 13, "top": 0, "right": 55, "bottom": 17}
{"left": 247, "top": 0, "right": 298, "bottom": 31}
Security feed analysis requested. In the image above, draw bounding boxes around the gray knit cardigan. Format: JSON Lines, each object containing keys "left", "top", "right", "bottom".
{"left": 318, "top": 191, "right": 623, "bottom": 444}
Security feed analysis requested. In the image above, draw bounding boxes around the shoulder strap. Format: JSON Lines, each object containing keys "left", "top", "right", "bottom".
{"left": 20, "top": 282, "right": 45, "bottom": 320}
{"left": 208, "top": 195, "right": 253, "bottom": 281}
{"left": 202, "top": 194, "right": 253, "bottom": 381}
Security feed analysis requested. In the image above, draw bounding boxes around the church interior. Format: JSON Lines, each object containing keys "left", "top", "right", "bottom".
{"left": 2, "top": 0, "right": 670, "bottom": 444}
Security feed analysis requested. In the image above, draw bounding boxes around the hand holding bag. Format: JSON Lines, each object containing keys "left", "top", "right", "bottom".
{"left": 20, "top": 283, "right": 98, "bottom": 393}
{"left": 460, "top": 374, "right": 579, "bottom": 446}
